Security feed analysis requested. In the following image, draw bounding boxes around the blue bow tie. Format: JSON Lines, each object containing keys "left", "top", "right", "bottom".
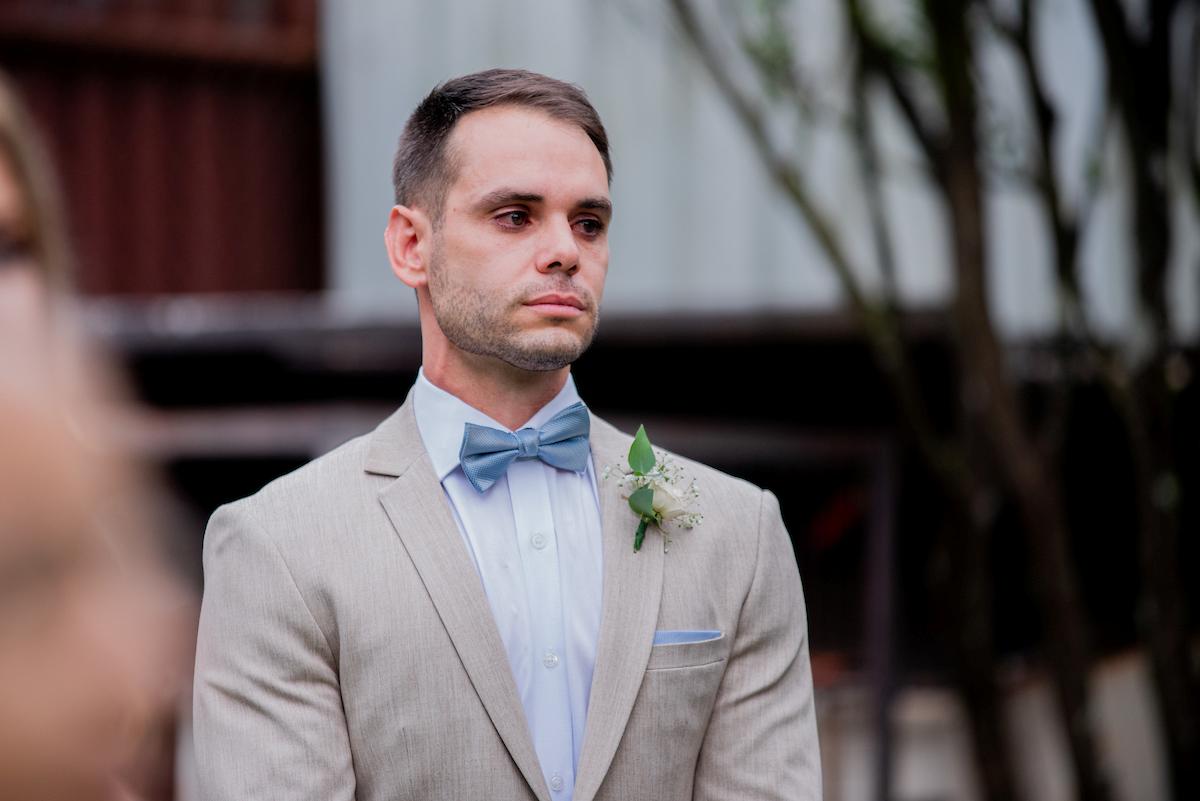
{"left": 459, "top": 401, "right": 591, "bottom": 494}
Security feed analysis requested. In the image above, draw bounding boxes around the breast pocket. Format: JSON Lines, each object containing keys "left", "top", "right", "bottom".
{"left": 645, "top": 631, "right": 727, "bottom": 671}
{"left": 624, "top": 632, "right": 728, "bottom": 783}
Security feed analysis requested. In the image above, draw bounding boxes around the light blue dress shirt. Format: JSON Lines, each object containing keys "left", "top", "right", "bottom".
{"left": 411, "top": 366, "right": 604, "bottom": 799}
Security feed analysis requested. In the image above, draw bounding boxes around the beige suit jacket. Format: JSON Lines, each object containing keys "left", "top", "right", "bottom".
{"left": 192, "top": 386, "right": 821, "bottom": 800}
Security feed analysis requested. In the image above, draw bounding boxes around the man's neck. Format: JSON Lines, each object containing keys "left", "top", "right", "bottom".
{"left": 421, "top": 358, "right": 571, "bottom": 431}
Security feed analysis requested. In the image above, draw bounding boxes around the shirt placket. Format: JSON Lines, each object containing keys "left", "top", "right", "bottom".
{"left": 507, "top": 458, "right": 576, "bottom": 798}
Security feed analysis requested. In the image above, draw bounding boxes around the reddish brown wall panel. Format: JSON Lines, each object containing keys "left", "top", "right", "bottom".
{"left": 0, "top": 0, "right": 323, "bottom": 295}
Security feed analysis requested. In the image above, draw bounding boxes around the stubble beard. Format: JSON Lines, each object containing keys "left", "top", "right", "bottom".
{"left": 426, "top": 246, "right": 600, "bottom": 372}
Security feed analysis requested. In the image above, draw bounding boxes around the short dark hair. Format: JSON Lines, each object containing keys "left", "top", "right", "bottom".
{"left": 392, "top": 68, "right": 612, "bottom": 226}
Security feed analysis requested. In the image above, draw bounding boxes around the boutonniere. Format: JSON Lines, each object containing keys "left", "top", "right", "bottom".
{"left": 601, "top": 425, "right": 703, "bottom": 553}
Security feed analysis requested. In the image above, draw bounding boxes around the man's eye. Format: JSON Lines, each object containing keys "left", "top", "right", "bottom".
{"left": 498, "top": 210, "right": 529, "bottom": 228}
{"left": 576, "top": 219, "right": 604, "bottom": 235}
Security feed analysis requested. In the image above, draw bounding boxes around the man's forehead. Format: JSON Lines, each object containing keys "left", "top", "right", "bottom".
{"left": 448, "top": 104, "right": 582, "bottom": 147}
{"left": 445, "top": 106, "right": 609, "bottom": 202}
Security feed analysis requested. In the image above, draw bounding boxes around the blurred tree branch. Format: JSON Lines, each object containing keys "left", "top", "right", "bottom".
{"left": 668, "top": 0, "right": 961, "bottom": 494}
{"left": 1086, "top": 0, "right": 1200, "bottom": 796}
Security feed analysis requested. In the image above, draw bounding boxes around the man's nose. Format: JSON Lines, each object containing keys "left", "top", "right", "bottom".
{"left": 536, "top": 216, "right": 580, "bottom": 276}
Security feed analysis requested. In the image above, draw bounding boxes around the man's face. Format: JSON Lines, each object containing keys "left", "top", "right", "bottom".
{"left": 422, "top": 105, "right": 611, "bottom": 372}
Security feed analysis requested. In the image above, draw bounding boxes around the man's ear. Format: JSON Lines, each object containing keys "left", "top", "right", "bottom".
{"left": 385, "top": 204, "right": 432, "bottom": 290}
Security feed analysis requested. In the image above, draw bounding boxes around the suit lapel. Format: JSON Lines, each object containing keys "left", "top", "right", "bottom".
{"left": 572, "top": 415, "right": 665, "bottom": 801}
{"left": 366, "top": 391, "right": 551, "bottom": 801}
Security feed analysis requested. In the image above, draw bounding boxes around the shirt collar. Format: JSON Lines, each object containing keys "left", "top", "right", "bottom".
{"left": 412, "top": 365, "right": 588, "bottom": 483}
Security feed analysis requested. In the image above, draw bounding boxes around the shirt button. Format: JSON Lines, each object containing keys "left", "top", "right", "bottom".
{"left": 550, "top": 773, "right": 564, "bottom": 792}
{"left": 530, "top": 531, "right": 547, "bottom": 550}
{"left": 543, "top": 649, "right": 560, "bottom": 669}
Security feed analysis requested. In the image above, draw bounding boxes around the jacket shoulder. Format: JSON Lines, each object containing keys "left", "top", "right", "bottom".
{"left": 213, "top": 429, "right": 378, "bottom": 528}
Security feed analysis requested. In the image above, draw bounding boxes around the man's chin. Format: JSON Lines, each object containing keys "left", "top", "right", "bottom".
{"left": 499, "top": 334, "right": 591, "bottom": 372}
{"left": 505, "top": 349, "right": 583, "bottom": 372}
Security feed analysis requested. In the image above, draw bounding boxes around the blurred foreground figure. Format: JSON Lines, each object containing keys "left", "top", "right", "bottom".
{"left": 0, "top": 70, "right": 195, "bottom": 801}
{"left": 0, "top": 367, "right": 192, "bottom": 801}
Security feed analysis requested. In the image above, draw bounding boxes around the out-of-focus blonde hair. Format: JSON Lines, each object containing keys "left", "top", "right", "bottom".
{"left": 0, "top": 69, "right": 73, "bottom": 290}
{"left": 0, "top": 68, "right": 197, "bottom": 801}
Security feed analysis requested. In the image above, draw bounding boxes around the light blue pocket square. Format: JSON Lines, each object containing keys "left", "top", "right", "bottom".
{"left": 653, "top": 629, "right": 722, "bottom": 646}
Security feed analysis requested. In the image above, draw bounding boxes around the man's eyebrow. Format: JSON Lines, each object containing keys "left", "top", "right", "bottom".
{"left": 474, "top": 190, "right": 543, "bottom": 211}
{"left": 578, "top": 197, "right": 613, "bottom": 218}
{"left": 472, "top": 189, "right": 613, "bottom": 218}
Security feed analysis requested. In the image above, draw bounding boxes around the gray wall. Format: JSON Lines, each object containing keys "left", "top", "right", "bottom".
{"left": 319, "top": 0, "right": 1198, "bottom": 343}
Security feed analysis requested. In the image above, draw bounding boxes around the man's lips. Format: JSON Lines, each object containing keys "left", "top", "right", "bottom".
{"left": 524, "top": 294, "right": 586, "bottom": 316}
{"left": 525, "top": 293, "right": 585, "bottom": 310}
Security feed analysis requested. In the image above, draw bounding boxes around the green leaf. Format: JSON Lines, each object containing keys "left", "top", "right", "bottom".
{"left": 633, "top": 518, "right": 649, "bottom": 552}
{"left": 629, "top": 425, "right": 656, "bottom": 475}
{"left": 629, "top": 486, "right": 656, "bottom": 519}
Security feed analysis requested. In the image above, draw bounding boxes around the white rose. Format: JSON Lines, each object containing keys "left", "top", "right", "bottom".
{"left": 651, "top": 480, "right": 689, "bottom": 521}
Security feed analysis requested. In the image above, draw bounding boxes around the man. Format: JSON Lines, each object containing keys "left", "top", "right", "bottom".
{"left": 193, "top": 68, "right": 821, "bottom": 801}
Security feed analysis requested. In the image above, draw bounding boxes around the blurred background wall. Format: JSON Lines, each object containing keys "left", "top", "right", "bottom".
{"left": 320, "top": 0, "right": 1199, "bottom": 341}
{"left": 1, "top": 1, "right": 1196, "bottom": 800}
